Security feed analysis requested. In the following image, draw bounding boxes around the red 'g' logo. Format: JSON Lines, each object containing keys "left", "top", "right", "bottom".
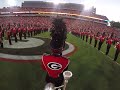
{"left": 47, "top": 62, "right": 62, "bottom": 70}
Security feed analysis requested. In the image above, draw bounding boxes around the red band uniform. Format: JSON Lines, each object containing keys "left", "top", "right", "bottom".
{"left": 23, "top": 28, "right": 27, "bottom": 39}
{"left": 7, "top": 30, "right": 12, "bottom": 45}
{"left": 12, "top": 28, "right": 17, "bottom": 42}
{"left": 85, "top": 32, "right": 89, "bottom": 42}
{"left": 41, "top": 55, "right": 70, "bottom": 87}
{"left": 98, "top": 36, "right": 105, "bottom": 50}
{"left": 94, "top": 35, "right": 99, "bottom": 47}
{"left": 90, "top": 34, "right": 94, "bottom": 44}
{"left": 18, "top": 28, "right": 22, "bottom": 40}
{"left": 105, "top": 38, "right": 113, "bottom": 55}
{"left": 114, "top": 42, "right": 120, "bottom": 61}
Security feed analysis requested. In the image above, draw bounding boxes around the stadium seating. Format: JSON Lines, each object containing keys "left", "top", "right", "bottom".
{"left": 0, "top": 4, "right": 119, "bottom": 41}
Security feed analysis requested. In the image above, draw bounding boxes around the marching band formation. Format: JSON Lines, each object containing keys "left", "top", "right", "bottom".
{"left": 0, "top": 16, "right": 119, "bottom": 62}
{"left": 71, "top": 30, "right": 120, "bottom": 61}
{"left": 0, "top": 23, "right": 48, "bottom": 47}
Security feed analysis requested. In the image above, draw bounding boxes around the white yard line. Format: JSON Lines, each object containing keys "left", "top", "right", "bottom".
{"left": 0, "top": 42, "right": 75, "bottom": 60}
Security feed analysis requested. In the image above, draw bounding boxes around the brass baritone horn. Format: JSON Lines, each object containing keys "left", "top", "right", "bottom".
{"left": 44, "top": 83, "right": 55, "bottom": 90}
{"left": 63, "top": 71, "right": 72, "bottom": 90}
{"left": 44, "top": 71, "right": 72, "bottom": 90}
{"left": 63, "top": 71, "right": 72, "bottom": 81}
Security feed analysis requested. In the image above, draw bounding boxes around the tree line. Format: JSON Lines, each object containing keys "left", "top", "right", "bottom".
{"left": 110, "top": 21, "right": 120, "bottom": 29}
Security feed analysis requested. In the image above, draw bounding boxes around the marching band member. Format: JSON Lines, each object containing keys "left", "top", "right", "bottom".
{"left": 85, "top": 30, "right": 90, "bottom": 42}
{"left": 12, "top": 27, "right": 18, "bottom": 42}
{"left": 41, "top": 18, "right": 69, "bottom": 88}
{"left": 82, "top": 30, "right": 85, "bottom": 40}
{"left": 23, "top": 27, "right": 27, "bottom": 39}
{"left": 27, "top": 27, "right": 31, "bottom": 37}
{"left": 105, "top": 37, "right": 113, "bottom": 55}
{"left": 114, "top": 41, "right": 120, "bottom": 61}
{"left": 30, "top": 26, "right": 33, "bottom": 37}
{"left": 94, "top": 32, "right": 100, "bottom": 47}
{"left": 98, "top": 32, "right": 106, "bottom": 50}
{"left": 18, "top": 27, "right": 23, "bottom": 41}
{"left": 42, "top": 54, "right": 69, "bottom": 87}
{"left": 89, "top": 31, "right": 94, "bottom": 44}
{"left": 7, "top": 29, "right": 12, "bottom": 45}
{"left": 113, "top": 36, "right": 119, "bottom": 45}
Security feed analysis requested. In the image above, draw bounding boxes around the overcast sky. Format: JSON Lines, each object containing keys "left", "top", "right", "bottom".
{"left": 0, "top": 0, "right": 120, "bottom": 22}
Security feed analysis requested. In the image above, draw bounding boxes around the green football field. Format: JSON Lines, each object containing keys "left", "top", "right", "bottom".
{"left": 0, "top": 32, "right": 120, "bottom": 90}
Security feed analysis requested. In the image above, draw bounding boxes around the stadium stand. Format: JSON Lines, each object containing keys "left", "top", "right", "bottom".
{"left": 0, "top": 1, "right": 119, "bottom": 41}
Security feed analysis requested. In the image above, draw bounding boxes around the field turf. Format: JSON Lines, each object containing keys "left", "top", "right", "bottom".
{"left": 0, "top": 32, "right": 120, "bottom": 90}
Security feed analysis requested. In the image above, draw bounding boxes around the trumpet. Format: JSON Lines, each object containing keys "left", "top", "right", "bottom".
{"left": 44, "top": 71, "right": 72, "bottom": 90}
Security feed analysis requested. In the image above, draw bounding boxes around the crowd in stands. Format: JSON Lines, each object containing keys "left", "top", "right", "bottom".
{"left": 65, "top": 18, "right": 120, "bottom": 38}
{"left": 0, "top": 6, "right": 108, "bottom": 25}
